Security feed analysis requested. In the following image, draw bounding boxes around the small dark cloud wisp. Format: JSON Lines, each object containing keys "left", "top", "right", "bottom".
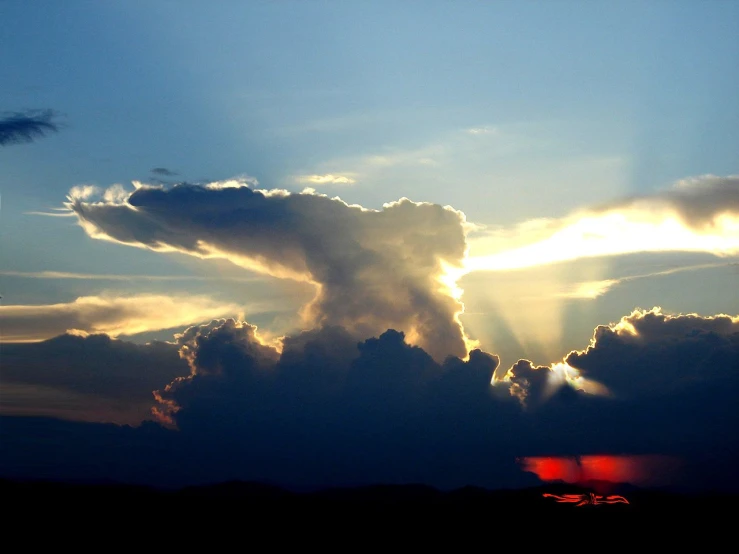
{"left": 150, "top": 167, "right": 179, "bottom": 176}
{"left": 0, "top": 109, "right": 60, "bottom": 146}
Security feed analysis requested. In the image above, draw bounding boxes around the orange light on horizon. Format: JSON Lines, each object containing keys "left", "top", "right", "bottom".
{"left": 519, "top": 454, "right": 682, "bottom": 488}
{"left": 524, "top": 457, "right": 581, "bottom": 483}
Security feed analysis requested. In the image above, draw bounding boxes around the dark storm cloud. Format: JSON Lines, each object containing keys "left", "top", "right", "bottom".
{"left": 147, "top": 318, "right": 515, "bottom": 489}
{"left": 1, "top": 332, "right": 189, "bottom": 401}
{"left": 503, "top": 359, "right": 553, "bottom": 407}
{"left": 564, "top": 308, "right": 739, "bottom": 398}
{"left": 0, "top": 109, "right": 60, "bottom": 146}
{"left": 1, "top": 310, "right": 738, "bottom": 492}
{"left": 153, "top": 319, "right": 497, "bottom": 430}
{"left": 66, "top": 181, "right": 472, "bottom": 361}
{"left": 148, "top": 312, "right": 737, "bottom": 490}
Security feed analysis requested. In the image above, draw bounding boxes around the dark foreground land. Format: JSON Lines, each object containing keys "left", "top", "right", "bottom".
{"left": 3, "top": 477, "right": 735, "bottom": 544}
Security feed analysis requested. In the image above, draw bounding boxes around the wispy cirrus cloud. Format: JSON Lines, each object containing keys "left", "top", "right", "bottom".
{"left": 291, "top": 138, "right": 450, "bottom": 188}
{"left": 0, "top": 269, "right": 262, "bottom": 283}
{"left": 294, "top": 174, "right": 357, "bottom": 185}
{"left": 465, "top": 125, "right": 497, "bottom": 135}
{"left": 0, "top": 294, "right": 243, "bottom": 342}
{"left": 553, "top": 262, "right": 737, "bottom": 300}
{"left": 464, "top": 175, "right": 739, "bottom": 274}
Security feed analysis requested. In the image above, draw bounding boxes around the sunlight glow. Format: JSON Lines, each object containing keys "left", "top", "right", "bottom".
{"left": 438, "top": 260, "right": 480, "bottom": 358}
{"left": 0, "top": 294, "right": 242, "bottom": 341}
{"left": 549, "top": 362, "right": 611, "bottom": 396}
{"left": 464, "top": 212, "right": 739, "bottom": 274}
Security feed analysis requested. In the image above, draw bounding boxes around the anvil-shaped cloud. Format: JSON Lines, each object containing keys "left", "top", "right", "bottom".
{"left": 66, "top": 181, "right": 473, "bottom": 361}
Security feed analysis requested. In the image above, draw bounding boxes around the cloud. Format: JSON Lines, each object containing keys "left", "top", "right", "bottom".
{"left": 24, "top": 207, "right": 78, "bottom": 217}
{"left": 554, "top": 279, "right": 620, "bottom": 299}
{"left": 465, "top": 175, "right": 739, "bottom": 273}
{"left": 563, "top": 307, "right": 739, "bottom": 398}
{"left": 0, "top": 269, "right": 262, "bottom": 283}
{"left": 150, "top": 167, "right": 179, "bottom": 176}
{"left": 204, "top": 175, "right": 260, "bottom": 189}
{"left": 2, "top": 309, "right": 738, "bottom": 492}
{"left": 553, "top": 262, "right": 737, "bottom": 300}
{"left": 501, "top": 359, "right": 563, "bottom": 407}
{"left": 347, "top": 145, "right": 443, "bottom": 170}
{"left": 605, "top": 174, "right": 739, "bottom": 230}
{"left": 13, "top": 175, "right": 735, "bottom": 491}
{"left": 496, "top": 307, "right": 739, "bottom": 403}
{"left": 492, "top": 310, "right": 739, "bottom": 491}
{"left": 300, "top": 142, "right": 446, "bottom": 189}
{"left": 0, "top": 109, "right": 60, "bottom": 146}
{"left": 295, "top": 174, "right": 357, "bottom": 185}
{"left": 1, "top": 332, "right": 189, "bottom": 424}
{"left": 466, "top": 126, "right": 496, "bottom": 135}
{"left": 153, "top": 310, "right": 737, "bottom": 480}
{"left": 151, "top": 318, "right": 506, "bottom": 487}
{"left": 0, "top": 294, "right": 242, "bottom": 341}
{"left": 65, "top": 180, "right": 474, "bottom": 361}
{"left": 497, "top": 358, "right": 609, "bottom": 408}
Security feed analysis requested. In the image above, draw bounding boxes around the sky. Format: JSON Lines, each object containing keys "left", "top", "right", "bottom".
{"left": 1, "top": 1, "right": 738, "bottom": 493}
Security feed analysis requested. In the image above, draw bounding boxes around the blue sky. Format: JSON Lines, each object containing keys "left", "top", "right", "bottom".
{"left": 1, "top": 1, "right": 738, "bottom": 423}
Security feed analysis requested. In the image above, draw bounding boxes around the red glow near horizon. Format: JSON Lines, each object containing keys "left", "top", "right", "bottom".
{"left": 519, "top": 455, "right": 681, "bottom": 489}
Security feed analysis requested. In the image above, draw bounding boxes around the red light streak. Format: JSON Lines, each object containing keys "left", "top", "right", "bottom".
{"left": 519, "top": 454, "right": 681, "bottom": 488}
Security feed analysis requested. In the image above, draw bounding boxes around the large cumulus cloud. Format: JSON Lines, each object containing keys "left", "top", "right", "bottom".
{"left": 142, "top": 307, "right": 738, "bottom": 490}
{"left": 564, "top": 307, "right": 739, "bottom": 397}
{"left": 2, "top": 309, "right": 738, "bottom": 492}
{"left": 150, "top": 318, "right": 505, "bottom": 487}
{"left": 155, "top": 319, "right": 500, "bottom": 428}
{"left": 9, "top": 178, "right": 739, "bottom": 491}
{"left": 66, "top": 181, "right": 473, "bottom": 361}
{"left": 497, "top": 307, "right": 739, "bottom": 403}
{"left": 494, "top": 308, "right": 739, "bottom": 487}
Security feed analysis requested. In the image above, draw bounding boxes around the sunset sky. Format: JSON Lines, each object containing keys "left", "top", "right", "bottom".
{"left": 1, "top": 1, "right": 738, "bottom": 492}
